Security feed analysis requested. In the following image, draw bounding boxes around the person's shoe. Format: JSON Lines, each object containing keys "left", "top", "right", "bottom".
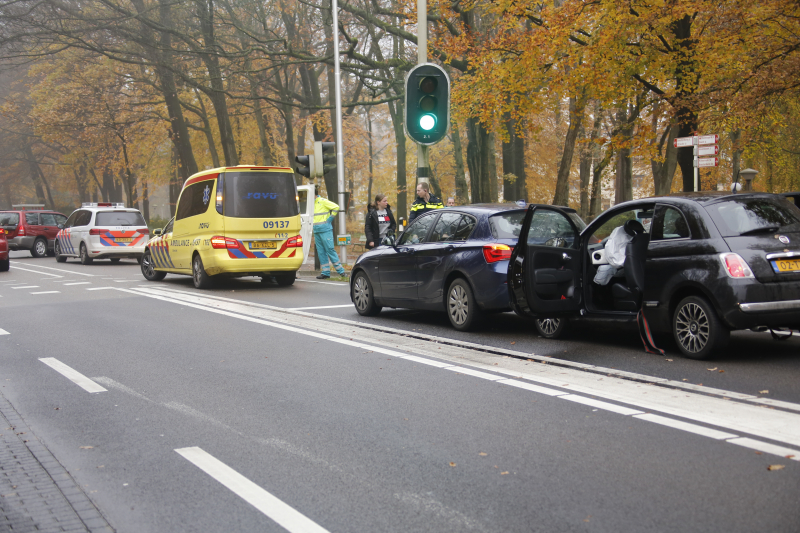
{"left": 316, "top": 273, "right": 330, "bottom": 279}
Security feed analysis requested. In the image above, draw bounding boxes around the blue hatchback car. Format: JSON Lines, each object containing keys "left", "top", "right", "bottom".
{"left": 349, "top": 204, "right": 586, "bottom": 330}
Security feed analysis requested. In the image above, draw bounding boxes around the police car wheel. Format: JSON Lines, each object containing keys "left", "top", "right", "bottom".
{"left": 79, "top": 243, "right": 93, "bottom": 265}
{"left": 141, "top": 250, "right": 166, "bottom": 281}
{"left": 447, "top": 278, "right": 482, "bottom": 332}
{"left": 352, "top": 272, "right": 381, "bottom": 316}
{"left": 54, "top": 241, "right": 67, "bottom": 263}
{"left": 110, "top": 258, "right": 121, "bottom": 263}
{"left": 192, "top": 254, "right": 213, "bottom": 289}
{"left": 534, "top": 318, "right": 566, "bottom": 339}
{"left": 274, "top": 272, "right": 295, "bottom": 286}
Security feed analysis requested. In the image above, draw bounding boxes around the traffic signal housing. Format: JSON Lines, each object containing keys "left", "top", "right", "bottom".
{"left": 295, "top": 141, "right": 336, "bottom": 179}
{"left": 404, "top": 63, "right": 450, "bottom": 145}
{"left": 295, "top": 154, "right": 315, "bottom": 179}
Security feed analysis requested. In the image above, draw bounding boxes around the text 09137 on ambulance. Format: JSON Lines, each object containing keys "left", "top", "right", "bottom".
{"left": 140, "top": 166, "right": 304, "bottom": 289}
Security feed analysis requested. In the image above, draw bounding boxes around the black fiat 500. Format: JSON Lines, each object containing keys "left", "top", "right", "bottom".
{"left": 509, "top": 192, "right": 800, "bottom": 359}
{"left": 350, "top": 204, "right": 585, "bottom": 331}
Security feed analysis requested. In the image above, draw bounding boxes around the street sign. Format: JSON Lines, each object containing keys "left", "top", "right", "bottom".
{"left": 674, "top": 136, "right": 695, "bottom": 148}
{"left": 697, "top": 145, "right": 719, "bottom": 156}
{"left": 697, "top": 134, "right": 719, "bottom": 146}
{"left": 694, "top": 157, "right": 719, "bottom": 168}
{"left": 337, "top": 234, "right": 352, "bottom": 245}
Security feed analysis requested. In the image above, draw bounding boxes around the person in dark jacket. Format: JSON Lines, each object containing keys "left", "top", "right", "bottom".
{"left": 409, "top": 182, "right": 443, "bottom": 222}
{"left": 364, "top": 194, "right": 396, "bottom": 249}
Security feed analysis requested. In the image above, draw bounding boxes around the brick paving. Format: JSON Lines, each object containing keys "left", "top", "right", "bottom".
{"left": 0, "top": 395, "right": 113, "bottom": 532}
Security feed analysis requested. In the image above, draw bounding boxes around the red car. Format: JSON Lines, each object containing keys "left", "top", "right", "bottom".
{"left": 0, "top": 226, "right": 8, "bottom": 271}
{"left": 0, "top": 205, "right": 68, "bottom": 258}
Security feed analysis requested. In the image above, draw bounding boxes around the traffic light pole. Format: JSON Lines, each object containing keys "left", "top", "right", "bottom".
{"left": 332, "top": 0, "right": 347, "bottom": 264}
{"left": 416, "top": 0, "right": 429, "bottom": 192}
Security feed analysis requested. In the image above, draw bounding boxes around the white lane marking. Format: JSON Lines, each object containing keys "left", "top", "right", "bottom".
{"left": 11, "top": 286, "right": 39, "bottom": 289}
{"left": 113, "top": 279, "right": 136, "bottom": 283}
{"left": 0, "top": 328, "right": 9, "bottom": 336}
{"left": 747, "top": 398, "right": 800, "bottom": 414}
{"left": 63, "top": 282, "right": 91, "bottom": 286}
{"left": 286, "top": 304, "right": 352, "bottom": 310}
{"left": 86, "top": 287, "right": 115, "bottom": 291}
{"left": 633, "top": 414, "right": 738, "bottom": 440}
{"left": 560, "top": 395, "right": 644, "bottom": 416}
{"left": 496, "top": 379, "right": 565, "bottom": 396}
{"left": 126, "top": 287, "right": 800, "bottom": 460}
{"left": 175, "top": 447, "right": 331, "bottom": 533}
{"left": 445, "top": 366, "right": 503, "bottom": 381}
{"left": 295, "top": 278, "right": 347, "bottom": 287}
{"left": 38, "top": 358, "right": 107, "bottom": 393}
{"left": 7, "top": 265, "right": 63, "bottom": 277}
{"left": 10, "top": 262, "right": 94, "bottom": 276}
{"left": 30, "top": 291, "right": 60, "bottom": 295}
{"left": 727, "top": 438, "right": 800, "bottom": 460}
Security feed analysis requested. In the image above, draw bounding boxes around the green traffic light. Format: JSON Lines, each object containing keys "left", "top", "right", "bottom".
{"left": 420, "top": 114, "right": 436, "bottom": 131}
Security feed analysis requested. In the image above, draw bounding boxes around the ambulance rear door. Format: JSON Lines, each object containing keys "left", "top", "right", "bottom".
{"left": 297, "top": 184, "right": 315, "bottom": 263}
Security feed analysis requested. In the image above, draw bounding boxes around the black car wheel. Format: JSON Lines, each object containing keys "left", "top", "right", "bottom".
{"left": 274, "top": 272, "right": 296, "bottom": 286}
{"left": 110, "top": 258, "right": 121, "bottom": 264}
{"left": 535, "top": 318, "right": 567, "bottom": 339}
{"left": 447, "top": 278, "right": 482, "bottom": 331}
{"left": 54, "top": 241, "right": 67, "bottom": 263}
{"left": 352, "top": 272, "right": 381, "bottom": 316}
{"left": 673, "top": 295, "right": 729, "bottom": 360}
{"left": 31, "top": 238, "right": 47, "bottom": 258}
{"left": 0, "top": 259, "right": 8, "bottom": 272}
{"left": 192, "top": 254, "right": 213, "bottom": 289}
{"left": 79, "top": 243, "right": 93, "bottom": 265}
{"left": 141, "top": 250, "right": 166, "bottom": 281}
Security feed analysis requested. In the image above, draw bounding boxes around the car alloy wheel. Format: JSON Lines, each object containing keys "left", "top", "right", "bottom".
{"left": 675, "top": 302, "right": 709, "bottom": 354}
{"left": 141, "top": 250, "right": 165, "bottom": 281}
{"left": 535, "top": 318, "right": 566, "bottom": 339}
{"left": 192, "top": 254, "right": 212, "bottom": 289}
{"left": 79, "top": 243, "right": 93, "bottom": 265}
{"left": 351, "top": 272, "right": 381, "bottom": 316}
{"left": 54, "top": 241, "right": 67, "bottom": 263}
{"left": 448, "top": 284, "right": 469, "bottom": 326}
{"left": 33, "top": 238, "right": 47, "bottom": 258}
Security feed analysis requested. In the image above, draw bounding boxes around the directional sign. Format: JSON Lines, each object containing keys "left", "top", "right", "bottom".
{"left": 674, "top": 136, "right": 695, "bottom": 148}
{"left": 697, "top": 134, "right": 719, "bottom": 146}
{"left": 697, "top": 145, "right": 719, "bottom": 156}
{"left": 694, "top": 157, "right": 719, "bottom": 168}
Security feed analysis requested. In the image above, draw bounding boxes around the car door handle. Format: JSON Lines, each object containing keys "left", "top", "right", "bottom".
{"left": 445, "top": 245, "right": 455, "bottom": 252}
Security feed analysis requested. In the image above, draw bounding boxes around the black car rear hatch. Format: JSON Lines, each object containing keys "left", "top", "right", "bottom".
{"left": 705, "top": 195, "right": 800, "bottom": 282}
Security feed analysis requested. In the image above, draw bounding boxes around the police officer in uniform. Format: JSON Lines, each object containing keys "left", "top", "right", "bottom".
{"left": 313, "top": 186, "right": 346, "bottom": 279}
{"left": 409, "top": 182, "right": 444, "bottom": 223}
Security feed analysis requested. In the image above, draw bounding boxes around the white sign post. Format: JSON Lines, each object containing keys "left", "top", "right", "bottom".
{"left": 673, "top": 134, "right": 719, "bottom": 192}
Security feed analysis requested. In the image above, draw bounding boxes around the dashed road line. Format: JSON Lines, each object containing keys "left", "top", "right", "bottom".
{"left": 38, "top": 358, "right": 107, "bottom": 393}
{"left": 62, "top": 282, "right": 91, "bottom": 286}
{"left": 10, "top": 262, "right": 94, "bottom": 276}
{"left": 86, "top": 287, "right": 116, "bottom": 291}
{"left": 11, "top": 285, "right": 39, "bottom": 289}
{"left": 6, "top": 265, "right": 62, "bottom": 277}
{"left": 0, "top": 328, "right": 9, "bottom": 336}
{"left": 30, "top": 291, "right": 60, "bottom": 295}
{"left": 287, "top": 304, "right": 353, "bottom": 310}
{"left": 176, "top": 447, "right": 331, "bottom": 533}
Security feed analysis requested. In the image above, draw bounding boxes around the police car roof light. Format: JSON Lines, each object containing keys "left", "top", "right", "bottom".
{"left": 81, "top": 202, "right": 126, "bottom": 208}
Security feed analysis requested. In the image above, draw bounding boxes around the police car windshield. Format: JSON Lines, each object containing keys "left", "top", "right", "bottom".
{"left": 95, "top": 211, "right": 146, "bottom": 227}
{"left": 223, "top": 172, "right": 298, "bottom": 219}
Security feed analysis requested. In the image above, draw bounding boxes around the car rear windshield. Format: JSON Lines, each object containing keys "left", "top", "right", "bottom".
{"left": 489, "top": 209, "right": 586, "bottom": 239}
{"left": 95, "top": 211, "right": 146, "bottom": 226}
{"left": 0, "top": 212, "right": 19, "bottom": 225}
{"left": 706, "top": 197, "right": 800, "bottom": 237}
{"left": 223, "top": 172, "right": 298, "bottom": 219}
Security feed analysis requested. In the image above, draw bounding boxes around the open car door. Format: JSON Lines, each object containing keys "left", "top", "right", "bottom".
{"left": 508, "top": 205, "right": 583, "bottom": 317}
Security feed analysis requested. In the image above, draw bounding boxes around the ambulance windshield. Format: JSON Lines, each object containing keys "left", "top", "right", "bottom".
{"left": 223, "top": 172, "right": 299, "bottom": 219}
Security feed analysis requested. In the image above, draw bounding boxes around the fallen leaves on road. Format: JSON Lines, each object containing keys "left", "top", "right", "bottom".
{"left": 767, "top": 465, "right": 785, "bottom": 471}
{"left": 500, "top": 471, "right": 509, "bottom": 475}
{"left": 79, "top": 446, "right": 93, "bottom": 450}
{"left": 759, "top": 390, "right": 769, "bottom": 394}
{"left": 510, "top": 342, "right": 515, "bottom": 345}
{"left": 719, "top": 370, "right": 725, "bottom": 373}
{"left": 479, "top": 452, "right": 488, "bottom": 456}
{"left": 707, "top": 367, "right": 718, "bottom": 371}
{"left": 665, "top": 359, "right": 673, "bottom": 362}
{"left": 449, "top": 462, "right": 456, "bottom": 467}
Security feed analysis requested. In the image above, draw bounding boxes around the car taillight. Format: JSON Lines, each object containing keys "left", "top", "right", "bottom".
{"left": 287, "top": 235, "right": 303, "bottom": 248}
{"left": 17, "top": 224, "right": 25, "bottom": 236}
{"left": 210, "top": 236, "right": 239, "bottom": 249}
{"left": 483, "top": 243, "right": 512, "bottom": 263}
{"left": 719, "top": 253, "right": 754, "bottom": 278}
{"left": 89, "top": 228, "right": 105, "bottom": 235}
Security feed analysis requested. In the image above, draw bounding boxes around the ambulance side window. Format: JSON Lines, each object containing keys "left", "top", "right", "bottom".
{"left": 163, "top": 219, "right": 174, "bottom": 234}
{"left": 176, "top": 181, "right": 213, "bottom": 221}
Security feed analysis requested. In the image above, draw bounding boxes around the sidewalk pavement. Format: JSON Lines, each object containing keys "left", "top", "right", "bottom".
{"left": 0, "top": 393, "right": 113, "bottom": 533}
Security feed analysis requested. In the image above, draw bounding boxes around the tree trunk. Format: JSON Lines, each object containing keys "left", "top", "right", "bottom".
{"left": 671, "top": 14, "right": 699, "bottom": 192}
{"left": 502, "top": 112, "right": 527, "bottom": 204}
{"left": 615, "top": 106, "right": 634, "bottom": 205}
{"left": 488, "top": 132, "right": 498, "bottom": 202}
{"left": 730, "top": 129, "right": 742, "bottom": 189}
{"left": 553, "top": 93, "right": 586, "bottom": 207}
{"left": 652, "top": 123, "right": 679, "bottom": 196}
{"left": 451, "top": 118, "right": 469, "bottom": 204}
{"left": 466, "top": 117, "right": 493, "bottom": 203}
{"left": 23, "top": 144, "right": 55, "bottom": 209}
{"left": 591, "top": 146, "right": 613, "bottom": 218}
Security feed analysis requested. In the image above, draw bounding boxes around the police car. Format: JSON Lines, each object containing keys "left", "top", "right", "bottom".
{"left": 55, "top": 203, "right": 149, "bottom": 264}
{"left": 140, "top": 166, "right": 304, "bottom": 288}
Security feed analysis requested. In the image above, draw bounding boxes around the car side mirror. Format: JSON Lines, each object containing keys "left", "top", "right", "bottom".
{"left": 57, "top": 224, "right": 64, "bottom": 229}
{"left": 381, "top": 234, "right": 395, "bottom": 247}
{"left": 153, "top": 229, "right": 162, "bottom": 236}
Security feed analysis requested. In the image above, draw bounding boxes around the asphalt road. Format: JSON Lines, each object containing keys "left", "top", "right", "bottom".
{"left": 1, "top": 252, "right": 799, "bottom": 532}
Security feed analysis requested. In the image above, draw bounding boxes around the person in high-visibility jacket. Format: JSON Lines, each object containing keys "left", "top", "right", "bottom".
{"left": 313, "top": 187, "right": 346, "bottom": 279}
{"left": 409, "top": 181, "right": 444, "bottom": 223}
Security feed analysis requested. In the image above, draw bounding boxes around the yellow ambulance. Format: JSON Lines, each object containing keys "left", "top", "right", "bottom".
{"left": 140, "top": 166, "right": 304, "bottom": 288}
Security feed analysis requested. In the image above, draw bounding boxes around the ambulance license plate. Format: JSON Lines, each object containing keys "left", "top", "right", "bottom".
{"left": 772, "top": 259, "right": 800, "bottom": 273}
{"left": 249, "top": 241, "right": 277, "bottom": 250}
{"left": 115, "top": 238, "right": 133, "bottom": 242}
